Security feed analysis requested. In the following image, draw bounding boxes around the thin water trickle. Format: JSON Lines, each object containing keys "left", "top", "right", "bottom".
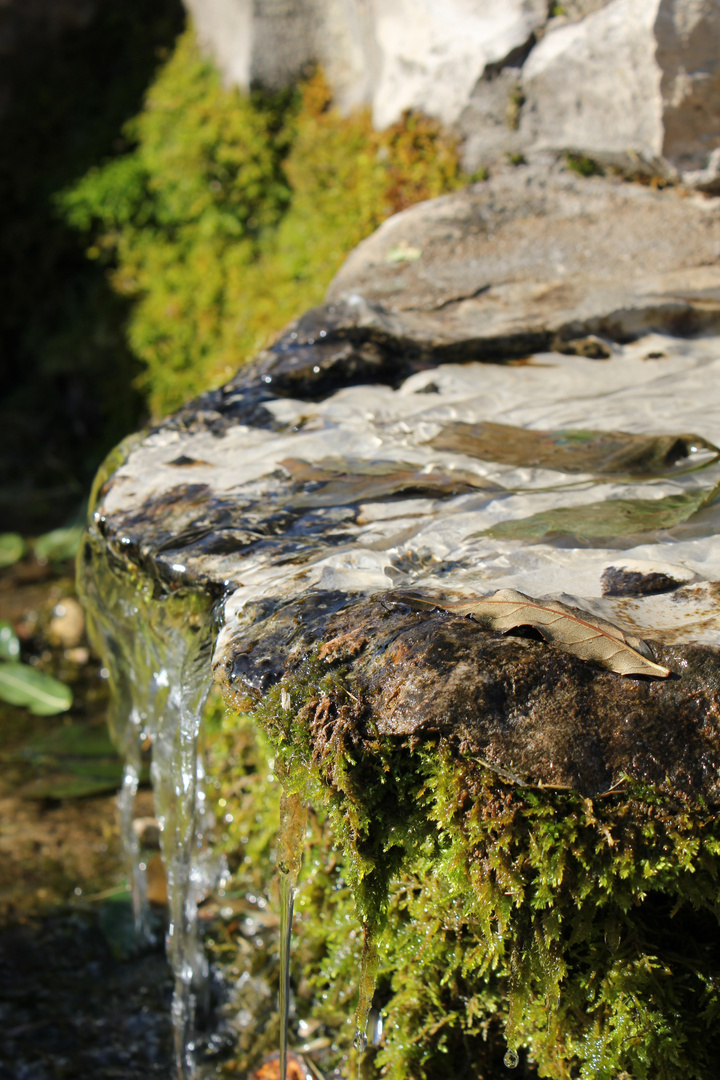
{"left": 79, "top": 525, "right": 227, "bottom": 1079}
{"left": 277, "top": 788, "right": 308, "bottom": 1080}
{"left": 353, "top": 924, "right": 378, "bottom": 1065}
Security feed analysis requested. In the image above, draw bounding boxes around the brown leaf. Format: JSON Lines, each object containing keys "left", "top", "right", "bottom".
{"left": 280, "top": 457, "right": 502, "bottom": 508}
{"left": 388, "top": 588, "right": 670, "bottom": 678}
{"left": 428, "top": 421, "right": 720, "bottom": 480}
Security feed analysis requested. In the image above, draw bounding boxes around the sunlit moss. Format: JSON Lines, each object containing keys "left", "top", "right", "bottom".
{"left": 60, "top": 28, "right": 470, "bottom": 419}
{"left": 206, "top": 644, "right": 720, "bottom": 1079}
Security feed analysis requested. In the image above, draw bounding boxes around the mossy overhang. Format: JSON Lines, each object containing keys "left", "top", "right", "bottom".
{"left": 87, "top": 222, "right": 720, "bottom": 811}
{"left": 214, "top": 589, "right": 720, "bottom": 803}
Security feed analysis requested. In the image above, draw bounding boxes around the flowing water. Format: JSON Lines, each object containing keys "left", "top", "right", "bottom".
{"left": 79, "top": 527, "right": 227, "bottom": 1079}
{"left": 353, "top": 927, "right": 378, "bottom": 1056}
{"left": 277, "top": 788, "right": 308, "bottom": 1080}
{"left": 79, "top": 332, "right": 720, "bottom": 1077}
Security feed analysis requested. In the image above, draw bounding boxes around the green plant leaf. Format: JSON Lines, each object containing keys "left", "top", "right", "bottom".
{"left": 15, "top": 722, "right": 144, "bottom": 800}
{"left": 20, "top": 768, "right": 124, "bottom": 800}
{"left": 429, "top": 422, "right": 720, "bottom": 480}
{"left": 19, "top": 721, "right": 117, "bottom": 759}
{"left": 481, "top": 488, "right": 718, "bottom": 542}
{"left": 0, "top": 533, "right": 25, "bottom": 568}
{"left": 34, "top": 524, "right": 84, "bottom": 563}
{"left": 0, "top": 663, "right": 73, "bottom": 715}
{"left": 0, "top": 621, "right": 20, "bottom": 660}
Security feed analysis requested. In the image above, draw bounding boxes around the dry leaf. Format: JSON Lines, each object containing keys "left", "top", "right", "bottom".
{"left": 428, "top": 421, "right": 720, "bottom": 480}
{"left": 281, "top": 456, "right": 502, "bottom": 508}
{"left": 388, "top": 588, "right": 670, "bottom": 678}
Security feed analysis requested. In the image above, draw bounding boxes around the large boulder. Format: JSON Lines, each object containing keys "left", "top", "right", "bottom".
{"left": 85, "top": 172, "right": 720, "bottom": 1077}
{"left": 89, "top": 167, "right": 720, "bottom": 798}
{"left": 184, "top": 0, "right": 720, "bottom": 188}
{"left": 518, "top": 0, "right": 720, "bottom": 183}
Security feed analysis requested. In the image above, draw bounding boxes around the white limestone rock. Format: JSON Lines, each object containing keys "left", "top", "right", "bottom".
{"left": 519, "top": 0, "right": 720, "bottom": 181}
{"left": 184, "top": 0, "right": 547, "bottom": 122}
{"left": 184, "top": 0, "right": 720, "bottom": 187}
{"left": 369, "top": 0, "right": 547, "bottom": 129}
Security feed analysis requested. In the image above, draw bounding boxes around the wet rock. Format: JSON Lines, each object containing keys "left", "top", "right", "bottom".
{"left": 91, "top": 291, "right": 720, "bottom": 802}
{"left": 218, "top": 592, "right": 720, "bottom": 801}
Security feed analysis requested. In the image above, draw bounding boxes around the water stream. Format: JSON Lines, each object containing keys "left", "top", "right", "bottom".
{"left": 78, "top": 332, "right": 720, "bottom": 1077}
{"left": 277, "top": 788, "right": 308, "bottom": 1080}
{"left": 353, "top": 927, "right": 378, "bottom": 1056}
{"left": 79, "top": 526, "right": 226, "bottom": 1079}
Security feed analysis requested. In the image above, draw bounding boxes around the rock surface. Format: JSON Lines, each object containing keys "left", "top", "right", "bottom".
{"left": 183, "top": 0, "right": 720, "bottom": 186}
{"left": 519, "top": 0, "right": 720, "bottom": 181}
{"left": 184, "top": 0, "right": 547, "bottom": 121}
{"left": 327, "top": 164, "right": 720, "bottom": 346}
{"left": 91, "top": 171, "right": 720, "bottom": 800}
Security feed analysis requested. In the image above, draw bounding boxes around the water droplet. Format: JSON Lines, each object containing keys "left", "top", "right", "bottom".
{"left": 353, "top": 1031, "right": 367, "bottom": 1052}
{"left": 504, "top": 1048, "right": 519, "bottom": 1069}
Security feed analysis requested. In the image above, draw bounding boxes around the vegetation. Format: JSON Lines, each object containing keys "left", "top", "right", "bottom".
{"left": 565, "top": 153, "right": 603, "bottom": 178}
{"left": 203, "top": 646, "right": 720, "bottom": 1079}
{"left": 60, "top": 28, "right": 471, "bottom": 420}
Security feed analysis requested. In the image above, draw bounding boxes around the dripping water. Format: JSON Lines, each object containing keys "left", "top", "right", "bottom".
{"left": 277, "top": 787, "right": 308, "bottom": 1080}
{"left": 353, "top": 923, "right": 378, "bottom": 1057}
{"left": 79, "top": 527, "right": 227, "bottom": 1078}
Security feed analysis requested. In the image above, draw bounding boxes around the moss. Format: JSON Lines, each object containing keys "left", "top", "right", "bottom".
{"left": 206, "top": 641, "right": 720, "bottom": 1079}
{"left": 59, "top": 29, "right": 470, "bottom": 420}
{"left": 507, "top": 84, "right": 526, "bottom": 131}
{"left": 565, "top": 153, "right": 604, "bottom": 178}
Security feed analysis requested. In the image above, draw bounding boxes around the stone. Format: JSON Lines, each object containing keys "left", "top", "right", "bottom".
{"left": 183, "top": 0, "right": 720, "bottom": 189}
{"left": 48, "top": 596, "right": 85, "bottom": 648}
{"left": 90, "top": 198, "right": 720, "bottom": 797}
{"left": 367, "top": 0, "right": 547, "bottom": 130}
{"left": 184, "top": 0, "right": 548, "bottom": 124}
{"left": 85, "top": 178, "right": 720, "bottom": 1076}
{"left": 519, "top": 0, "right": 662, "bottom": 169}
{"left": 519, "top": 0, "right": 720, "bottom": 182}
{"left": 327, "top": 163, "right": 720, "bottom": 346}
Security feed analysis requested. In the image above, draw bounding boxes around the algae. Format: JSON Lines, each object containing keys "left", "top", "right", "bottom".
{"left": 482, "top": 485, "right": 720, "bottom": 542}
{"left": 207, "top": 642, "right": 720, "bottom": 1079}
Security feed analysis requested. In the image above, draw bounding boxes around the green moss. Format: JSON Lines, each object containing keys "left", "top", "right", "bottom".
{"left": 207, "top": 643, "right": 720, "bottom": 1079}
{"left": 565, "top": 153, "right": 604, "bottom": 178}
{"left": 59, "top": 29, "right": 469, "bottom": 419}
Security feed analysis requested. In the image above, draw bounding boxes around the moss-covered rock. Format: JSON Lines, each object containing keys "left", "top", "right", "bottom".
{"left": 207, "top": 650, "right": 720, "bottom": 1079}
